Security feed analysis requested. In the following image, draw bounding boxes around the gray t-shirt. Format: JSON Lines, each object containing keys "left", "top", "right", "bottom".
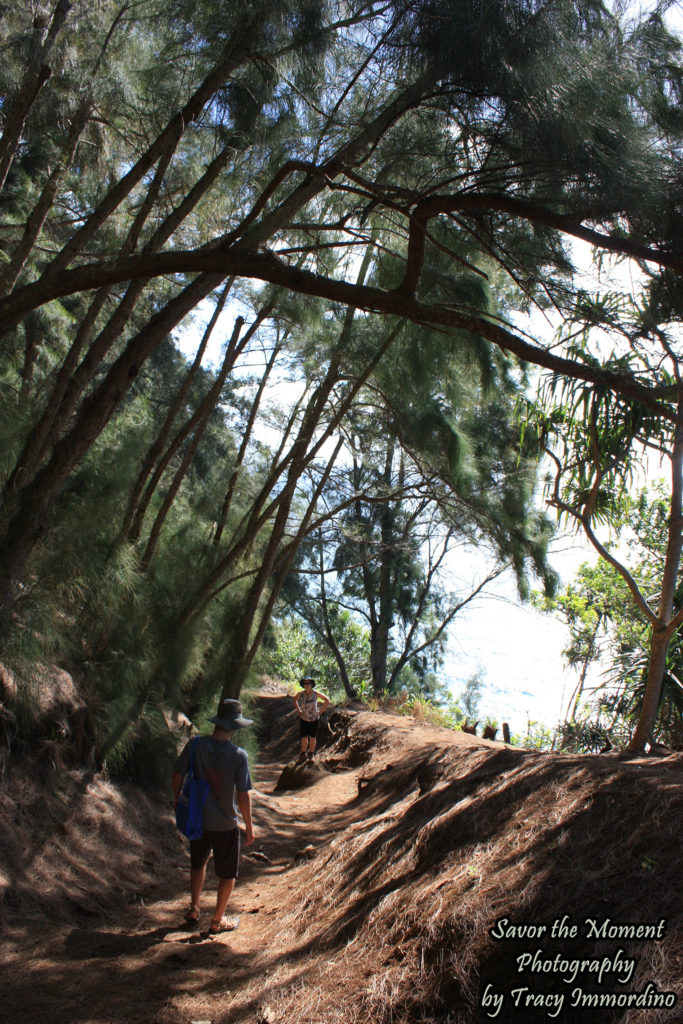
{"left": 174, "top": 734, "right": 251, "bottom": 832}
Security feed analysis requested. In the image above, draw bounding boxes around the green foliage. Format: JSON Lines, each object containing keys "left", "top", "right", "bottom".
{"left": 459, "top": 668, "right": 485, "bottom": 720}
{"left": 258, "top": 615, "right": 320, "bottom": 687}
{"left": 1, "top": 0, "right": 680, "bottom": 770}
{"left": 398, "top": 693, "right": 465, "bottom": 730}
{"left": 539, "top": 484, "right": 683, "bottom": 750}
{"left": 258, "top": 613, "right": 369, "bottom": 701}
{"left": 554, "top": 718, "right": 614, "bottom": 755}
{"left": 0, "top": 317, "right": 263, "bottom": 774}
{"left": 516, "top": 720, "right": 556, "bottom": 751}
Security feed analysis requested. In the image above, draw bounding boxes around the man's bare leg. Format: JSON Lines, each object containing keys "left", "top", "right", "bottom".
{"left": 190, "top": 864, "right": 207, "bottom": 915}
{"left": 212, "top": 877, "right": 236, "bottom": 927}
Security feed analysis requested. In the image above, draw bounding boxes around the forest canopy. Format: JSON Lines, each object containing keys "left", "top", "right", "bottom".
{"left": 0, "top": 0, "right": 681, "bottom": 766}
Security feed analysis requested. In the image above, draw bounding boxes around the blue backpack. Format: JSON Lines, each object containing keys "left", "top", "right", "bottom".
{"left": 175, "top": 738, "right": 210, "bottom": 840}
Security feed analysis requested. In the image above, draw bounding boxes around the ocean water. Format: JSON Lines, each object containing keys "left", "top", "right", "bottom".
{"left": 443, "top": 538, "right": 600, "bottom": 741}
{"left": 445, "top": 595, "right": 578, "bottom": 740}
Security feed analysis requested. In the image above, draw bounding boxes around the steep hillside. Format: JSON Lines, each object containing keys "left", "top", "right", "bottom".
{"left": 2, "top": 687, "right": 681, "bottom": 1024}
{"left": 263, "top": 696, "right": 682, "bottom": 1024}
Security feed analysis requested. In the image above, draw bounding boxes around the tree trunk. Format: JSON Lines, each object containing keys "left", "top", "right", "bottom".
{"left": 212, "top": 336, "right": 282, "bottom": 549}
{"left": 0, "top": 0, "right": 72, "bottom": 190}
{"left": 217, "top": 449, "right": 326, "bottom": 696}
{"left": 123, "top": 280, "right": 234, "bottom": 540}
{"left": 44, "top": 34, "right": 255, "bottom": 277}
{"left": 321, "top": 621, "right": 356, "bottom": 699}
{"left": 4, "top": 136, "right": 204, "bottom": 495}
{"left": 139, "top": 317, "right": 246, "bottom": 566}
{"left": 0, "top": 98, "right": 92, "bottom": 294}
{"left": 213, "top": 359, "right": 349, "bottom": 697}
{"left": 240, "top": 440, "right": 345, "bottom": 683}
{"left": 567, "top": 612, "right": 603, "bottom": 721}
{"left": 628, "top": 391, "right": 683, "bottom": 752}
{"left": 629, "top": 627, "right": 671, "bottom": 753}
{"left": 130, "top": 304, "right": 265, "bottom": 548}
{"left": 318, "top": 533, "right": 356, "bottom": 698}
{"left": 371, "top": 440, "right": 395, "bottom": 696}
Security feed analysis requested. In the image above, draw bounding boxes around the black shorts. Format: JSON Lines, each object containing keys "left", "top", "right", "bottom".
{"left": 299, "top": 718, "right": 319, "bottom": 738}
{"left": 189, "top": 828, "right": 240, "bottom": 879}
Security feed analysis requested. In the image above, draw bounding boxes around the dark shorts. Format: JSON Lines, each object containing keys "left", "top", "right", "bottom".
{"left": 190, "top": 828, "right": 240, "bottom": 879}
{"left": 299, "top": 718, "right": 319, "bottom": 738}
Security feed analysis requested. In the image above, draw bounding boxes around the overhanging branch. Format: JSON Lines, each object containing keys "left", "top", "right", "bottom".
{"left": 1, "top": 248, "right": 677, "bottom": 420}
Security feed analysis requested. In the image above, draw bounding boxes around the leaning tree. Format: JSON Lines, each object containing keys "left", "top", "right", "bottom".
{"left": 1, "top": 0, "right": 681, "bottom": 750}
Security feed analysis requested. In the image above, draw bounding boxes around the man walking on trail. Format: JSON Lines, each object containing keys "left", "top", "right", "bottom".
{"left": 172, "top": 698, "right": 254, "bottom": 934}
{"left": 293, "top": 676, "right": 330, "bottom": 761}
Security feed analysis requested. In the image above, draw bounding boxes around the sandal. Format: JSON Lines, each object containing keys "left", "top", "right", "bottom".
{"left": 209, "top": 916, "right": 240, "bottom": 934}
{"left": 184, "top": 905, "right": 200, "bottom": 925}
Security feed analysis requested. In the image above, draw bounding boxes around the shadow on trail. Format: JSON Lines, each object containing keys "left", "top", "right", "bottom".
{"left": 6, "top": 692, "right": 681, "bottom": 1024}
{"left": 5, "top": 938, "right": 248, "bottom": 1024}
{"left": 63, "top": 924, "right": 182, "bottom": 959}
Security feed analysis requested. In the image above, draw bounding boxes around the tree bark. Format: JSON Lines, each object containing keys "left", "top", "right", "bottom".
{"left": 212, "top": 336, "right": 282, "bottom": 549}
{"left": 43, "top": 34, "right": 255, "bottom": 277}
{"left": 5, "top": 138, "right": 183, "bottom": 494}
{"left": 229, "top": 440, "right": 345, "bottom": 695}
{"left": 0, "top": 0, "right": 72, "bottom": 191}
{"left": 123, "top": 280, "right": 234, "bottom": 540}
{"left": 628, "top": 391, "right": 683, "bottom": 752}
{"left": 0, "top": 97, "right": 92, "bottom": 294}
{"left": 371, "top": 439, "right": 396, "bottom": 696}
{"left": 215, "top": 366, "right": 344, "bottom": 694}
{"left": 2, "top": 245, "right": 677, "bottom": 422}
{"left": 139, "top": 316, "right": 247, "bottom": 567}
{"left": 629, "top": 627, "right": 673, "bottom": 753}
{"left": 317, "top": 532, "right": 356, "bottom": 699}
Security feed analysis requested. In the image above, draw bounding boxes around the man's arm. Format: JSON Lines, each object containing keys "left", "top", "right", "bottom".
{"left": 172, "top": 740, "right": 192, "bottom": 807}
{"left": 171, "top": 772, "right": 183, "bottom": 808}
{"left": 315, "top": 689, "right": 331, "bottom": 712}
{"left": 236, "top": 790, "right": 255, "bottom": 845}
{"left": 292, "top": 692, "right": 303, "bottom": 716}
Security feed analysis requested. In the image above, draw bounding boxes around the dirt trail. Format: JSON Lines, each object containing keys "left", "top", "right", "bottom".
{"left": 2, "top": 691, "right": 413, "bottom": 1024}
{"left": 3, "top": 689, "right": 681, "bottom": 1024}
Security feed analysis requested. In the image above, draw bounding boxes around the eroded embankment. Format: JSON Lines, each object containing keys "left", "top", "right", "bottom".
{"left": 0, "top": 760, "right": 181, "bottom": 929}
{"left": 261, "top": 703, "right": 683, "bottom": 1024}
{"left": 0, "top": 660, "right": 182, "bottom": 929}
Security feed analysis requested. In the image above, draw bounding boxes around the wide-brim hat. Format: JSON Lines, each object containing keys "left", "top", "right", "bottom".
{"left": 300, "top": 676, "right": 314, "bottom": 684}
{"left": 209, "top": 698, "right": 253, "bottom": 730}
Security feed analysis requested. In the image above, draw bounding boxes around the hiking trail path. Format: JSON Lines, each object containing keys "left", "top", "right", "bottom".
{"left": 6, "top": 687, "right": 680, "bottom": 1024}
{"left": 4, "top": 688, "right": 481, "bottom": 1024}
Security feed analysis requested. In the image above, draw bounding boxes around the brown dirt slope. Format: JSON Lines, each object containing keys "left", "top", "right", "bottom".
{"left": 1, "top": 687, "right": 682, "bottom": 1024}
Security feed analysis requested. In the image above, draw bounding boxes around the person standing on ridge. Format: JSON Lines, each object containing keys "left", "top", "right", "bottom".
{"left": 172, "top": 698, "right": 255, "bottom": 934}
{"left": 293, "top": 676, "right": 330, "bottom": 761}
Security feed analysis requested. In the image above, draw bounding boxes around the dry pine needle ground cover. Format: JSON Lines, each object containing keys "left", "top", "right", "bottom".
{"left": 1, "top": 686, "right": 681, "bottom": 1024}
